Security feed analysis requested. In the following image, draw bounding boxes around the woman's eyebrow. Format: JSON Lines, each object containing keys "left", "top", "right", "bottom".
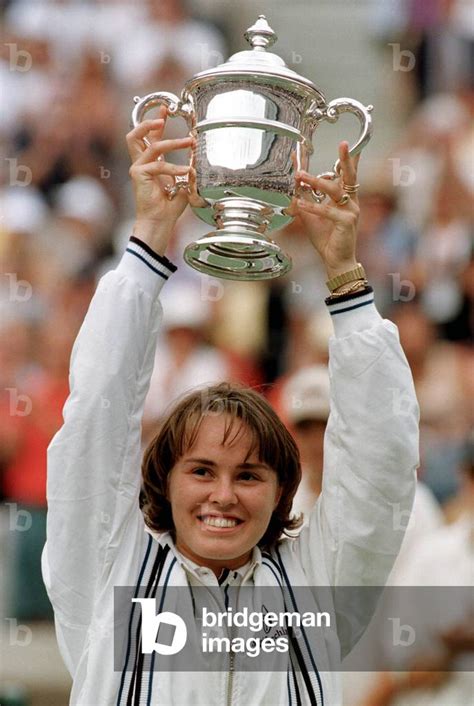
{"left": 184, "top": 458, "right": 270, "bottom": 470}
{"left": 184, "top": 457, "right": 217, "bottom": 466}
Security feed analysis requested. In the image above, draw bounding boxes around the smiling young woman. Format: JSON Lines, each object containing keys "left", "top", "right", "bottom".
{"left": 141, "top": 383, "right": 302, "bottom": 569}
{"left": 42, "top": 112, "right": 420, "bottom": 706}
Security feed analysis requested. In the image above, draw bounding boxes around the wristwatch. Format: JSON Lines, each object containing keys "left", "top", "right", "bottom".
{"left": 326, "top": 263, "right": 366, "bottom": 293}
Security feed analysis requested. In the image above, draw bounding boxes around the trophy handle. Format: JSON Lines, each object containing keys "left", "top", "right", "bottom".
{"left": 302, "top": 97, "right": 373, "bottom": 203}
{"left": 131, "top": 92, "right": 194, "bottom": 199}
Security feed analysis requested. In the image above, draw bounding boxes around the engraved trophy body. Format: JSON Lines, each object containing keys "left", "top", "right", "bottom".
{"left": 132, "top": 15, "right": 373, "bottom": 280}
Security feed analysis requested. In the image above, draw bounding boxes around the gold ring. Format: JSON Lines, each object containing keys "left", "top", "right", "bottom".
{"left": 342, "top": 182, "right": 360, "bottom": 193}
{"left": 164, "top": 184, "right": 178, "bottom": 200}
{"left": 336, "top": 194, "right": 350, "bottom": 206}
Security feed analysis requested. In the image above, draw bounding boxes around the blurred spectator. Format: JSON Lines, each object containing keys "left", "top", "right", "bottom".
{"left": 0, "top": 33, "right": 54, "bottom": 142}
{"left": 0, "top": 317, "right": 33, "bottom": 495}
{"left": 279, "top": 365, "right": 330, "bottom": 518}
{"left": 1, "top": 315, "right": 73, "bottom": 507}
{"left": 356, "top": 188, "right": 419, "bottom": 314}
{"left": 262, "top": 217, "right": 329, "bottom": 379}
{"left": 373, "top": 0, "right": 474, "bottom": 103}
{"left": 0, "top": 189, "right": 51, "bottom": 329}
{"left": 357, "top": 442, "right": 473, "bottom": 706}
{"left": 391, "top": 302, "right": 472, "bottom": 504}
{"left": 440, "top": 252, "right": 474, "bottom": 344}
{"left": 142, "top": 279, "right": 260, "bottom": 444}
{"left": 342, "top": 477, "right": 444, "bottom": 704}
{"left": 8, "top": 50, "right": 121, "bottom": 198}
{"left": 0, "top": 186, "right": 48, "bottom": 236}
{"left": 5, "top": 0, "right": 142, "bottom": 65}
{"left": 389, "top": 89, "right": 473, "bottom": 233}
{"left": 415, "top": 184, "right": 472, "bottom": 327}
{"left": 112, "top": 0, "right": 226, "bottom": 95}
{"left": 1, "top": 312, "right": 78, "bottom": 620}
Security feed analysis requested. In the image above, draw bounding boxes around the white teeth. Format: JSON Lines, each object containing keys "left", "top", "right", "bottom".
{"left": 201, "top": 516, "right": 239, "bottom": 528}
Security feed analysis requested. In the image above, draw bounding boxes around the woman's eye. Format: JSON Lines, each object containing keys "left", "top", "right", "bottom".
{"left": 239, "top": 472, "right": 258, "bottom": 481}
{"left": 192, "top": 467, "right": 210, "bottom": 477}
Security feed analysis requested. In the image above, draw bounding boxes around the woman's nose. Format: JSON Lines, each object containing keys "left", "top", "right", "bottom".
{"left": 208, "top": 478, "right": 238, "bottom": 506}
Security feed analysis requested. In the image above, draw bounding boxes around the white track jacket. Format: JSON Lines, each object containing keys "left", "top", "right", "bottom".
{"left": 42, "top": 239, "right": 419, "bottom": 706}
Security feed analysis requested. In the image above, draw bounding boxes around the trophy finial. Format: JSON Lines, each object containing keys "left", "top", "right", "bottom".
{"left": 244, "top": 15, "right": 277, "bottom": 51}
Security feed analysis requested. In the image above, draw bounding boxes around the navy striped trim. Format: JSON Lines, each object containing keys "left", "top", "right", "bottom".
{"left": 261, "top": 552, "right": 284, "bottom": 586}
{"left": 292, "top": 657, "right": 302, "bottom": 706}
{"left": 288, "top": 652, "right": 302, "bottom": 706}
{"left": 218, "top": 568, "right": 230, "bottom": 585}
{"left": 126, "top": 247, "right": 169, "bottom": 280}
{"left": 266, "top": 549, "right": 319, "bottom": 705}
{"left": 129, "top": 236, "right": 177, "bottom": 272}
{"left": 116, "top": 534, "right": 154, "bottom": 706}
{"left": 146, "top": 557, "right": 177, "bottom": 706}
{"left": 329, "top": 298, "right": 374, "bottom": 316}
{"left": 262, "top": 551, "right": 283, "bottom": 575}
{"left": 126, "top": 544, "right": 170, "bottom": 706}
{"left": 288, "top": 627, "right": 318, "bottom": 706}
{"left": 276, "top": 548, "right": 324, "bottom": 706}
{"left": 262, "top": 560, "right": 283, "bottom": 586}
{"left": 263, "top": 552, "right": 305, "bottom": 705}
{"left": 224, "top": 582, "right": 230, "bottom": 611}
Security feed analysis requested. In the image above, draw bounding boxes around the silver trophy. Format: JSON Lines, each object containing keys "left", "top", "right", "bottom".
{"left": 132, "top": 15, "right": 373, "bottom": 280}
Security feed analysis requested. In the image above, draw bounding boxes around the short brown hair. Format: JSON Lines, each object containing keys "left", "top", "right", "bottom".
{"left": 141, "top": 382, "right": 303, "bottom": 549}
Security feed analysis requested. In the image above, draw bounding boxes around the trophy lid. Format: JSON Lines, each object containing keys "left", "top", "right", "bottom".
{"left": 186, "top": 15, "right": 325, "bottom": 103}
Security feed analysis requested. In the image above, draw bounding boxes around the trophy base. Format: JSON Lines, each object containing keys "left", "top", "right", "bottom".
{"left": 183, "top": 231, "right": 292, "bottom": 281}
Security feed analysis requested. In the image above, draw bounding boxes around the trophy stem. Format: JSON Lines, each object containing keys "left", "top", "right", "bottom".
{"left": 214, "top": 197, "right": 273, "bottom": 234}
{"left": 184, "top": 198, "right": 292, "bottom": 281}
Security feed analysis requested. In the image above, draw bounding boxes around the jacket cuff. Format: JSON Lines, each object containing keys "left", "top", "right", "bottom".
{"left": 116, "top": 236, "right": 177, "bottom": 298}
{"left": 326, "top": 287, "right": 383, "bottom": 337}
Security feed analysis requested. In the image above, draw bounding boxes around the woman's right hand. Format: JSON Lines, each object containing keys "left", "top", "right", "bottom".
{"left": 126, "top": 107, "right": 195, "bottom": 255}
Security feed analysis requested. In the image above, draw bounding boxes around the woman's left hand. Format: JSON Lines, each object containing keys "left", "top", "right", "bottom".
{"left": 287, "top": 141, "right": 361, "bottom": 279}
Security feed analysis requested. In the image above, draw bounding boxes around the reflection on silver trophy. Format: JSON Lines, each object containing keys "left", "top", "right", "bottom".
{"left": 132, "top": 15, "right": 373, "bottom": 280}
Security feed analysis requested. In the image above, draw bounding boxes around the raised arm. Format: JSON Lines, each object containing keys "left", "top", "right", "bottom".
{"left": 42, "top": 114, "right": 194, "bottom": 667}
{"left": 289, "top": 145, "right": 419, "bottom": 649}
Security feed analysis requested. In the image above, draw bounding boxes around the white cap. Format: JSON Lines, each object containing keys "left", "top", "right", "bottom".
{"left": 54, "top": 176, "right": 114, "bottom": 230}
{"left": 160, "top": 280, "right": 211, "bottom": 330}
{"left": 0, "top": 187, "right": 48, "bottom": 233}
{"left": 282, "top": 365, "right": 330, "bottom": 424}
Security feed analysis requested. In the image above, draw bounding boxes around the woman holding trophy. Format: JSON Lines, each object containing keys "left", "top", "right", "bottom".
{"left": 42, "top": 107, "right": 419, "bottom": 705}
{"left": 43, "top": 16, "right": 419, "bottom": 706}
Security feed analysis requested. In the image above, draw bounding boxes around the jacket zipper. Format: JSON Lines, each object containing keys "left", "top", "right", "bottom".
{"left": 226, "top": 649, "right": 235, "bottom": 706}
{"left": 184, "top": 566, "right": 252, "bottom": 706}
{"left": 226, "top": 578, "right": 244, "bottom": 706}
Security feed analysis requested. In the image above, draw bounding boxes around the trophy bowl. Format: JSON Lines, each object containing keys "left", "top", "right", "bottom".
{"left": 132, "top": 15, "right": 373, "bottom": 280}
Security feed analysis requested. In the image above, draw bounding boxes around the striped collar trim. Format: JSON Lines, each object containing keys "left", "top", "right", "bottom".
{"left": 326, "top": 290, "right": 374, "bottom": 316}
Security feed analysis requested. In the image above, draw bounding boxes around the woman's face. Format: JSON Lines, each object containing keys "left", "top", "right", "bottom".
{"left": 167, "top": 414, "right": 282, "bottom": 576}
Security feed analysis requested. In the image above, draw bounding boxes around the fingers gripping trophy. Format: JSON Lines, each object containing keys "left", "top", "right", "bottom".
{"left": 131, "top": 15, "right": 373, "bottom": 281}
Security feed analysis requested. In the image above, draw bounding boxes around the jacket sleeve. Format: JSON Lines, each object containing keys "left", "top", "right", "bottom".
{"left": 41, "top": 241, "right": 175, "bottom": 658}
{"left": 293, "top": 290, "right": 419, "bottom": 654}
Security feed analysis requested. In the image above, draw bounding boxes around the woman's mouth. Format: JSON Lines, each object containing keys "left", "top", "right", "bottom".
{"left": 198, "top": 515, "right": 243, "bottom": 529}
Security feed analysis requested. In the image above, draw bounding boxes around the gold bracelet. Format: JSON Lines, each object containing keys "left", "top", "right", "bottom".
{"left": 328, "top": 279, "right": 368, "bottom": 297}
{"left": 326, "top": 263, "right": 366, "bottom": 293}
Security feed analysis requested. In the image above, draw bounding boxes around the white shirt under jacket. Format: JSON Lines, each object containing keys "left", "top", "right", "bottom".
{"left": 42, "top": 239, "right": 420, "bottom": 706}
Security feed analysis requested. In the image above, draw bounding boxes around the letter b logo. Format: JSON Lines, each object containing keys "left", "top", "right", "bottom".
{"left": 132, "top": 600, "right": 187, "bottom": 655}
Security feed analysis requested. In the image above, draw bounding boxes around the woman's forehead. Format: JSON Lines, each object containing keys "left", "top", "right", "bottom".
{"left": 183, "top": 414, "right": 260, "bottom": 461}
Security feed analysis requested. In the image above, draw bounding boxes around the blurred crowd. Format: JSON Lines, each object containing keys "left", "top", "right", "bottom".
{"left": 0, "top": 0, "right": 472, "bottom": 704}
